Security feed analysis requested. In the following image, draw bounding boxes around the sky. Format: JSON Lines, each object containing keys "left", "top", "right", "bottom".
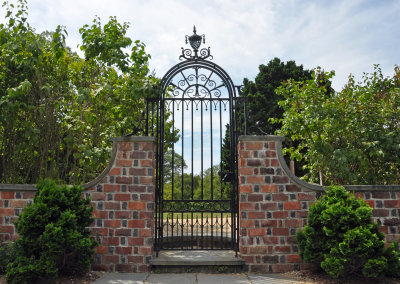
{"left": 1, "top": 0, "right": 399, "bottom": 90}
{"left": 2, "top": 0, "right": 400, "bottom": 174}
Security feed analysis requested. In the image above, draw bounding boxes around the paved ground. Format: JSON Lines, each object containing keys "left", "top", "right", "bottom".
{"left": 93, "top": 272, "right": 305, "bottom": 284}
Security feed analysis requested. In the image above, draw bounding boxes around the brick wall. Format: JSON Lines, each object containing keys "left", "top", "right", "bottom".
{"left": 0, "top": 136, "right": 155, "bottom": 273}
{"left": 238, "top": 135, "right": 400, "bottom": 273}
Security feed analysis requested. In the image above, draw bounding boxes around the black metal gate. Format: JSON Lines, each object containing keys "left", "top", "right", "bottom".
{"left": 146, "top": 27, "right": 243, "bottom": 254}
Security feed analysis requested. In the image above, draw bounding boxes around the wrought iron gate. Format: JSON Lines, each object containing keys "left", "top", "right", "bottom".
{"left": 145, "top": 27, "right": 244, "bottom": 254}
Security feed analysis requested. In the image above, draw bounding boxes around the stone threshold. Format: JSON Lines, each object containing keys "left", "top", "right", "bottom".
{"left": 149, "top": 250, "right": 245, "bottom": 266}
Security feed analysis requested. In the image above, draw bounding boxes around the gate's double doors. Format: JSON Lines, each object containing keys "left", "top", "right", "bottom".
{"left": 151, "top": 40, "right": 241, "bottom": 253}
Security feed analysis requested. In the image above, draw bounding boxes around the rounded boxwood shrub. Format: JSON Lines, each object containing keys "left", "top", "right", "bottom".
{"left": 6, "top": 180, "right": 98, "bottom": 284}
{"left": 296, "top": 185, "right": 400, "bottom": 278}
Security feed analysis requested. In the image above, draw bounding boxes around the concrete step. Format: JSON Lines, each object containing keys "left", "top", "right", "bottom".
{"left": 150, "top": 250, "right": 245, "bottom": 273}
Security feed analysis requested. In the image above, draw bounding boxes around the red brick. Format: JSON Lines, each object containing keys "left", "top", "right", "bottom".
{"left": 273, "top": 228, "right": 289, "bottom": 236}
{"left": 273, "top": 176, "right": 289, "bottom": 183}
{"left": 0, "top": 208, "right": 14, "bottom": 216}
{"left": 142, "top": 142, "right": 154, "bottom": 151}
{"left": 270, "top": 159, "right": 279, "bottom": 167}
{"left": 260, "top": 203, "right": 278, "bottom": 210}
{"left": 92, "top": 193, "right": 106, "bottom": 201}
{"left": 140, "top": 194, "right": 153, "bottom": 201}
{"left": 247, "top": 159, "right": 262, "bottom": 167}
{"left": 365, "top": 200, "right": 374, "bottom": 208}
{"left": 248, "top": 212, "right": 266, "bottom": 219}
{"left": 104, "top": 220, "right": 121, "bottom": 228}
{"left": 266, "top": 151, "right": 276, "bottom": 158}
{"left": 246, "top": 142, "right": 263, "bottom": 150}
{"left": 241, "top": 220, "right": 254, "bottom": 228}
{"left": 272, "top": 194, "right": 289, "bottom": 201}
{"left": 248, "top": 228, "right": 266, "bottom": 236}
{"left": 248, "top": 194, "right": 263, "bottom": 202}
{"left": 91, "top": 228, "right": 108, "bottom": 236}
{"left": 260, "top": 185, "right": 278, "bottom": 193}
{"left": 116, "top": 211, "right": 132, "bottom": 218}
{"left": 239, "top": 159, "right": 245, "bottom": 167}
{"left": 93, "top": 210, "right": 108, "bottom": 219}
{"left": 104, "top": 255, "right": 119, "bottom": 263}
{"left": 0, "top": 226, "right": 14, "bottom": 233}
{"left": 115, "top": 229, "right": 132, "bottom": 236}
{"left": 104, "top": 202, "right": 120, "bottom": 210}
{"left": 104, "top": 184, "right": 121, "bottom": 192}
{"left": 286, "top": 185, "right": 301, "bottom": 192}
{"left": 249, "top": 246, "right": 267, "bottom": 254}
{"left": 239, "top": 185, "right": 253, "bottom": 193}
{"left": 109, "top": 168, "right": 121, "bottom": 175}
{"left": 116, "top": 176, "right": 132, "bottom": 184}
{"left": 140, "top": 212, "right": 153, "bottom": 219}
{"left": 262, "top": 236, "right": 279, "bottom": 244}
{"left": 116, "top": 159, "right": 132, "bottom": 167}
{"left": 285, "top": 219, "right": 301, "bottom": 227}
{"left": 384, "top": 200, "right": 399, "bottom": 208}
{"left": 139, "top": 229, "right": 152, "bottom": 237}
{"left": 118, "top": 142, "right": 133, "bottom": 151}
{"left": 241, "top": 255, "right": 255, "bottom": 263}
{"left": 379, "top": 226, "right": 389, "bottom": 234}
{"left": 140, "top": 176, "right": 153, "bottom": 184}
{"left": 273, "top": 211, "right": 288, "bottom": 218}
{"left": 129, "top": 220, "right": 146, "bottom": 228}
{"left": 130, "top": 168, "right": 147, "bottom": 176}
{"left": 239, "top": 167, "right": 253, "bottom": 175}
{"left": 260, "top": 220, "right": 278, "bottom": 227}
{"left": 284, "top": 201, "right": 301, "bottom": 210}
{"left": 128, "top": 185, "right": 147, "bottom": 193}
{"left": 10, "top": 200, "right": 27, "bottom": 207}
{"left": 96, "top": 246, "right": 108, "bottom": 254}
{"left": 298, "top": 193, "right": 316, "bottom": 201}
{"left": 139, "top": 247, "right": 152, "bottom": 255}
{"left": 240, "top": 203, "right": 254, "bottom": 210}
{"left": 373, "top": 209, "right": 389, "bottom": 217}
{"left": 128, "top": 255, "right": 144, "bottom": 263}
{"left": 275, "top": 246, "right": 291, "bottom": 253}
{"left": 23, "top": 192, "right": 35, "bottom": 199}
{"left": 129, "top": 202, "right": 146, "bottom": 210}
{"left": 128, "top": 237, "right": 144, "bottom": 246}
{"left": 1, "top": 192, "right": 15, "bottom": 199}
{"left": 240, "top": 151, "right": 251, "bottom": 158}
{"left": 372, "top": 192, "right": 390, "bottom": 199}
{"left": 140, "top": 160, "right": 153, "bottom": 167}
{"left": 115, "top": 264, "right": 132, "bottom": 272}
{"left": 115, "top": 194, "right": 131, "bottom": 201}
{"left": 269, "top": 142, "right": 276, "bottom": 149}
{"left": 116, "top": 247, "right": 132, "bottom": 254}
{"left": 247, "top": 176, "right": 264, "bottom": 184}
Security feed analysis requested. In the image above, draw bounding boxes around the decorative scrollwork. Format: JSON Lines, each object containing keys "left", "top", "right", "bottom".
{"left": 163, "top": 200, "right": 231, "bottom": 212}
{"left": 179, "top": 27, "right": 213, "bottom": 61}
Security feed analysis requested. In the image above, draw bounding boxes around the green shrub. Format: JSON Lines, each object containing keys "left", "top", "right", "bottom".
{"left": 0, "top": 243, "right": 16, "bottom": 273}
{"left": 6, "top": 180, "right": 98, "bottom": 284}
{"left": 296, "top": 185, "right": 400, "bottom": 278}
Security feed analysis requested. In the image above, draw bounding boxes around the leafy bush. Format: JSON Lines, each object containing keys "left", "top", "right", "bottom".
{"left": 0, "top": 243, "right": 16, "bottom": 273}
{"left": 296, "top": 186, "right": 400, "bottom": 278}
{"left": 6, "top": 180, "right": 97, "bottom": 284}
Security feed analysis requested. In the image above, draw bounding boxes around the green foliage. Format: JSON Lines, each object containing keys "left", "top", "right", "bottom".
{"left": 0, "top": 243, "right": 16, "bottom": 273}
{"left": 242, "top": 57, "right": 312, "bottom": 134}
{"left": 5, "top": 179, "right": 97, "bottom": 284}
{"left": 296, "top": 186, "right": 400, "bottom": 278}
{"left": 0, "top": 0, "right": 162, "bottom": 184}
{"left": 275, "top": 65, "right": 400, "bottom": 185}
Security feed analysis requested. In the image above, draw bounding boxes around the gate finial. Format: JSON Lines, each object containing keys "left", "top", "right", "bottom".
{"left": 181, "top": 26, "right": 212, "bottom": 61}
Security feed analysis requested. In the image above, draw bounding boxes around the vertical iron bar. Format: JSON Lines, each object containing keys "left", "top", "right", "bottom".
{"left": 172, "top": 101, "right": 175, "bottom": 200}
{"left": 181, "top": 100, "right": 184, "bottom": 200}
{"left": 145, "top": 99, "right": 149, "bottom": 136}
{"left": 191, "top": 100, "right": 194, "bottom": 200}
{"left": 201, "top": 100, "right": 204, "bottom": 200}
{"left": 219, "top": 100, "right": 223, "bottom": 199}
{"left": 210, "top": 100, "right": 214, "bottom": 200}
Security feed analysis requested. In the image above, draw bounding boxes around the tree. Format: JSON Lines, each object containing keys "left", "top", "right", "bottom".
{"left": 163, "top": 149, "right": 187, "bottom": 183}
{"left": 0, "top": 0, "right": 164, "bottom": 184}
{"left": 275, "top": 65, "right": 400, "bottom": 185}
{"left": 242, "top": 57, "right": 312, "bottom": 134}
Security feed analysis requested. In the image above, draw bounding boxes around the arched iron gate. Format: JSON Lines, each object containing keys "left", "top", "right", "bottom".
{"left": 145, "top": 27, "right": 244, "bottom": 255}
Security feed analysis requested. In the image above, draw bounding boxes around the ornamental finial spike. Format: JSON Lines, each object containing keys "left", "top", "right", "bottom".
{"left": 193, "top": 26, "right": 197, "bottom": 34}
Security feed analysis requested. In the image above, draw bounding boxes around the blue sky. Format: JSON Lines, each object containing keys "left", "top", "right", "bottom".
{"left": 2, "top": 0, "right": 399, "bottom": 174}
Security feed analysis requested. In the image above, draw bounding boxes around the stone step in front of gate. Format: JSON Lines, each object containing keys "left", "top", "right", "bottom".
{"left": 149, "top": 250, "right": 245, "bottom": 273}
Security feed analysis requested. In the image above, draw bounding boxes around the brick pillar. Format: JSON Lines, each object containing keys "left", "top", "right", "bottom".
{"left": 238, "top": 135, "right": 316, "bottom": 273}
{"left": 86, "top": 136, "right": 155, "bottom": 272}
